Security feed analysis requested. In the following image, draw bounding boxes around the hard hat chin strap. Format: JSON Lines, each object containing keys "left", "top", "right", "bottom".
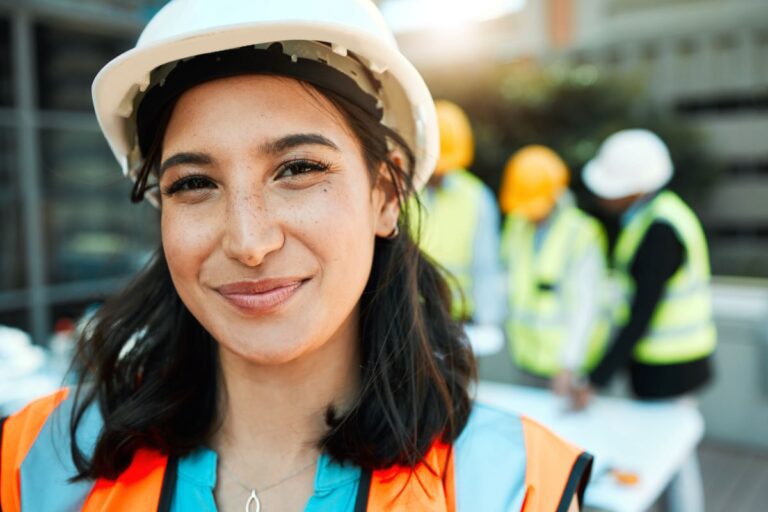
{"left": 135, "top": 42, "right": 384, "bottom": 156}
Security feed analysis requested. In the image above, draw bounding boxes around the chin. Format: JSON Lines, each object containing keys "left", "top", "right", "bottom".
{"left": 215, "top": 325, "right": 321, "bottom": 366}
{"left": 233, "top": 341, "right": 312, "bottom": 365}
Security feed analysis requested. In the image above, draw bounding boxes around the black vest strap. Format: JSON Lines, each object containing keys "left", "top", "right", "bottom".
{"left": 353, "top": 468, "right": 372, "bottom": 512}
{"left": 157, "top": 455, "right": 178, "bottom": 512}
{"left": 556, "top": 451, "right": 594, "bottom": 512}
{"left": 0, "top": 416, "right": 7, "bottom": 512}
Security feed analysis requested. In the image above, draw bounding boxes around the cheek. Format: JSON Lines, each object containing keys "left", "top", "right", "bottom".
{"left": 294, "top": 182, "right": 377, "bottom": 288}
{"left": 161, "top": 208, "right": 218, "bottom": 282}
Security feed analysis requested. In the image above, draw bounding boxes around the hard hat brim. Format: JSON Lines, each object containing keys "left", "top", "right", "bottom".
{"left": 583, "top": 158, "right": 672, "bottom": 200}
{"left": 508, "top": 196, "right": 556, "bottom": 221}
{"left": 92, "top": 22, "right": 438, "bottom": 196}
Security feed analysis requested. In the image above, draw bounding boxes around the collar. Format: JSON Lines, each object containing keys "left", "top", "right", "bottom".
{"left": 620, "top": 192, "right": 657, "bottom": 226}
{"left": 312, "top": 454, "right": 361, "bottom": 495}
{"left": 176, "top": 448, "right": 360, "bottom": 494}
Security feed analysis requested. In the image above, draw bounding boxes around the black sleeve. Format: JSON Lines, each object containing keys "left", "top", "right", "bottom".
{"left": 589, "top": 222, "right": 685, "bottom": 387}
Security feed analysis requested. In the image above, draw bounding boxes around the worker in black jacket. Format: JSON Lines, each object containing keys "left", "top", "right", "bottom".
{"left": 571, "top": 129, "right": 714, "bottom": 512}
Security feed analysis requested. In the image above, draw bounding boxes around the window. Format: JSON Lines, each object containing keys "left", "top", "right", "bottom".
{"left": 41, "top": 128, "right": 158, "bottom": 284}
{"left": 35, "top": 24, "right": 133, "bottom": 111}
{"left": 0, "top": 128, "right": 22, "bottom": 291}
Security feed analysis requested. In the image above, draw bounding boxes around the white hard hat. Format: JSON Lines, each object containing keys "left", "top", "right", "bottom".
{"left": 92, "top": 0, "right": 438, "bottom": 204}
{"left": 583, "top": 129, "right": 673, "bottom": 199}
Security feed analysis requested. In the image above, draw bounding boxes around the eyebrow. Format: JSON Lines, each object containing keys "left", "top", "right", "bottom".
{"left": 159, "top": 152, "right": 212, "bottom": 177}
{"left": 260, "top": 133, "right": 341, "bottom": 154}
{"left": 158, "top": 133, "right": 340, "bottom": 177}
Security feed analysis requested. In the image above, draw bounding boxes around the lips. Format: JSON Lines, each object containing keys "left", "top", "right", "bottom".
{"left": 215, "top": 278, "right": 306, "bottom": 314}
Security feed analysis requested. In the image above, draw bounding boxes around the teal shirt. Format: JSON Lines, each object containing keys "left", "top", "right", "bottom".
{"left": 169, "top": 403, "right": 528, "bottom": 511}
{"left": 171, "top": 448, "right": 360, "bottom": 511}
{"left": 11, "top": 397, "right": 585, "bottom": 511}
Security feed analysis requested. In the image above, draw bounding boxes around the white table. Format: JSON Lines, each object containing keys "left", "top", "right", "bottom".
{"left": 477, "top": 381, "right": 704, "bottom": 512}
{"left": 0, "top": 371, "right": 65, "bottom": 416}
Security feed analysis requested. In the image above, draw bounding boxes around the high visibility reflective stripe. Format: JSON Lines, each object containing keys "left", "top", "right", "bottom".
{"left": 646, "top": 322, "right": 716, "bottom": 339}
{"left": 663, "top": 281, "right": 710, "bottom": 300}
{"left": 510, "top": 309, "right": 568, "bottom": 327}
{"left": 0, "top": 388, "right": 69, "bottom": 512}
{"left": 633, "top": 325, "right": 717, "bottom": 363}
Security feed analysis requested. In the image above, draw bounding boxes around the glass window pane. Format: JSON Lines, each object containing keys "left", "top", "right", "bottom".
{"left": 0, "top": 128, "right": 23, "bottom": 291}
{"left": 41, "top": 128, "right": 159, "bottom": 284}
{"left": 0, "top": 17, "right": 12, "bottom": 107}
{"left": 35, "top": 24, "right": 133, "bottom": 111}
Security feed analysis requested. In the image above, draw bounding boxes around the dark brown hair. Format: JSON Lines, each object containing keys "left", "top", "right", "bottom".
{"left": 69, "top": 75, "right": 475, "bottom": 479}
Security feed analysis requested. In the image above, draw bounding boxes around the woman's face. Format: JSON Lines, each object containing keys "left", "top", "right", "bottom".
{"left": 159, "top": 75, "right": 397, "bottom": 365}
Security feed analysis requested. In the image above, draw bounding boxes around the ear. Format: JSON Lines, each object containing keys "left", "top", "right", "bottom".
{"left": 373, "top": 154, "right": 404, "bottom": 238}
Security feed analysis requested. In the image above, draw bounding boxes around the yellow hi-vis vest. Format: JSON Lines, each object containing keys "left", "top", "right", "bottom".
{"left": 502, "top": 205, "right": 610, "bottom": 377}
{"left": 411, "top": 169, "right": 484, "bottom": 320}
{"left": 613, "top": 191, "right": 717, "bottom": 365}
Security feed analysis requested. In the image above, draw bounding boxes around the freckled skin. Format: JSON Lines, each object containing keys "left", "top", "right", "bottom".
{"left": 158, "top": 75, "right": 399, "bottom": 366}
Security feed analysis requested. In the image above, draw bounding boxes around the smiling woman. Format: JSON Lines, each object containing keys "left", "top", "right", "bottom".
{"left": 0, "top": 1, "right": 591, "bottom": 511}
{"left": 158, "top": 76, "right": 391, "bottom": 369}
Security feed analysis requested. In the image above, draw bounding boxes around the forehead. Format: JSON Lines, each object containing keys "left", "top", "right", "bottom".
{"left": 163, "top": 74, "right": 354, "bottom": 147}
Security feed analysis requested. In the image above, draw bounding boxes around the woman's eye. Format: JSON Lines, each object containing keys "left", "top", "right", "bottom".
{"left": 162, "top": 175, "right": 216, "bottom": 196}
{"left": 277, "top": 159, "right": 330, "bottom": 179}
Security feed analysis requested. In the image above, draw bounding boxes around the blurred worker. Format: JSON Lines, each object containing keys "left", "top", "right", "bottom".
{"left": 499, "top": 145, "right": 609, "bottom": 392}
{"left": 575, "top": 129, "right": 715, "bottom": 402}
{"left": 577, "top": 129, "right": 715, "bottom": 512}
{"left": 412, "top": 100, "right": 504, "bottom": 332}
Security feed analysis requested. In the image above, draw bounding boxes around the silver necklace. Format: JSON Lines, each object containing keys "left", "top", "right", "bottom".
{"left": 218, "top": 457, "right": 317, "bottom": 512}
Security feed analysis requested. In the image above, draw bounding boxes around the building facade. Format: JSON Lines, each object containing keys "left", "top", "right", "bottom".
{"left": 562, "top": 0, "right": 768, "bottom": 279}
{"left": 0, "top": 0, "right": 160, "bottom": 344}
{"left": 392, "top": 0, "right": 768, "bottom": 279}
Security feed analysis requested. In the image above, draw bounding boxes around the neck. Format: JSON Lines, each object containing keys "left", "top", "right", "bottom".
{"left": 211, "top": 308, "right": 361, "bottom": 473}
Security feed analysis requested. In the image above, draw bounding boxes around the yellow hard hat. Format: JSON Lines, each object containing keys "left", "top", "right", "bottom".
{"left": 434, "top": 100, "right": 474, "bottom": 175}
{"left": 499, "top": 145, "right": 570, "bottom": 220}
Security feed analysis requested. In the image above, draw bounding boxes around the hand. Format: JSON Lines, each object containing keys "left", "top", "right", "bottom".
{"left": 568, "top": 382, "right": 594, "bottom": 411}
{"left": 551, "top": 370, "right": 573, "bottom": 397}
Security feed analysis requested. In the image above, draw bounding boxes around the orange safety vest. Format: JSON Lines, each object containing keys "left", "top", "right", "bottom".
{"left": 1, "top": 389, "right": 591, "bottom": 511}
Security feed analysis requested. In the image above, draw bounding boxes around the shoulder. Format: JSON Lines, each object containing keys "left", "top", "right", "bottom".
{"left": 451, "top": 404, "right": 528, "bottom": 510}
{"left": 449, "top": 170, "right": 491, "bottom": 196}
{"left": 636, "top": 222, "right": 685, "bottom": 263}
{"left": 560, "top": 206, "right": 601, "bottom": 234}
{"left": 453, "top": 403, "right": 592, "bottom": 512}
{"left": 456, "top": 402, "right": 586, "bottom": 467}
{"left": 2, "top": 388, "right": 72, "bottom": 457}
{"left": 649, "top": 192, "right": 700, "bottom": 230}
{"left": 1, "top": 388, "right": 103, "bottom": 511}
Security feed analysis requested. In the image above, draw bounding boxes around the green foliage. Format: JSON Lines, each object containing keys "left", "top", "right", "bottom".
{"left": 426, "top": 62, "right": 723, "bottom": 206}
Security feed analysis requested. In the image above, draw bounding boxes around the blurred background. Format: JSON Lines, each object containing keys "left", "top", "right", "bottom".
{"left": 0, "top": 0, "right": 765, "bottom": 510}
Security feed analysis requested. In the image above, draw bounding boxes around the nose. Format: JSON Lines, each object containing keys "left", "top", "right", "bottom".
{"left": 222, "top": 191, "right": 284, "bottom": 267}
